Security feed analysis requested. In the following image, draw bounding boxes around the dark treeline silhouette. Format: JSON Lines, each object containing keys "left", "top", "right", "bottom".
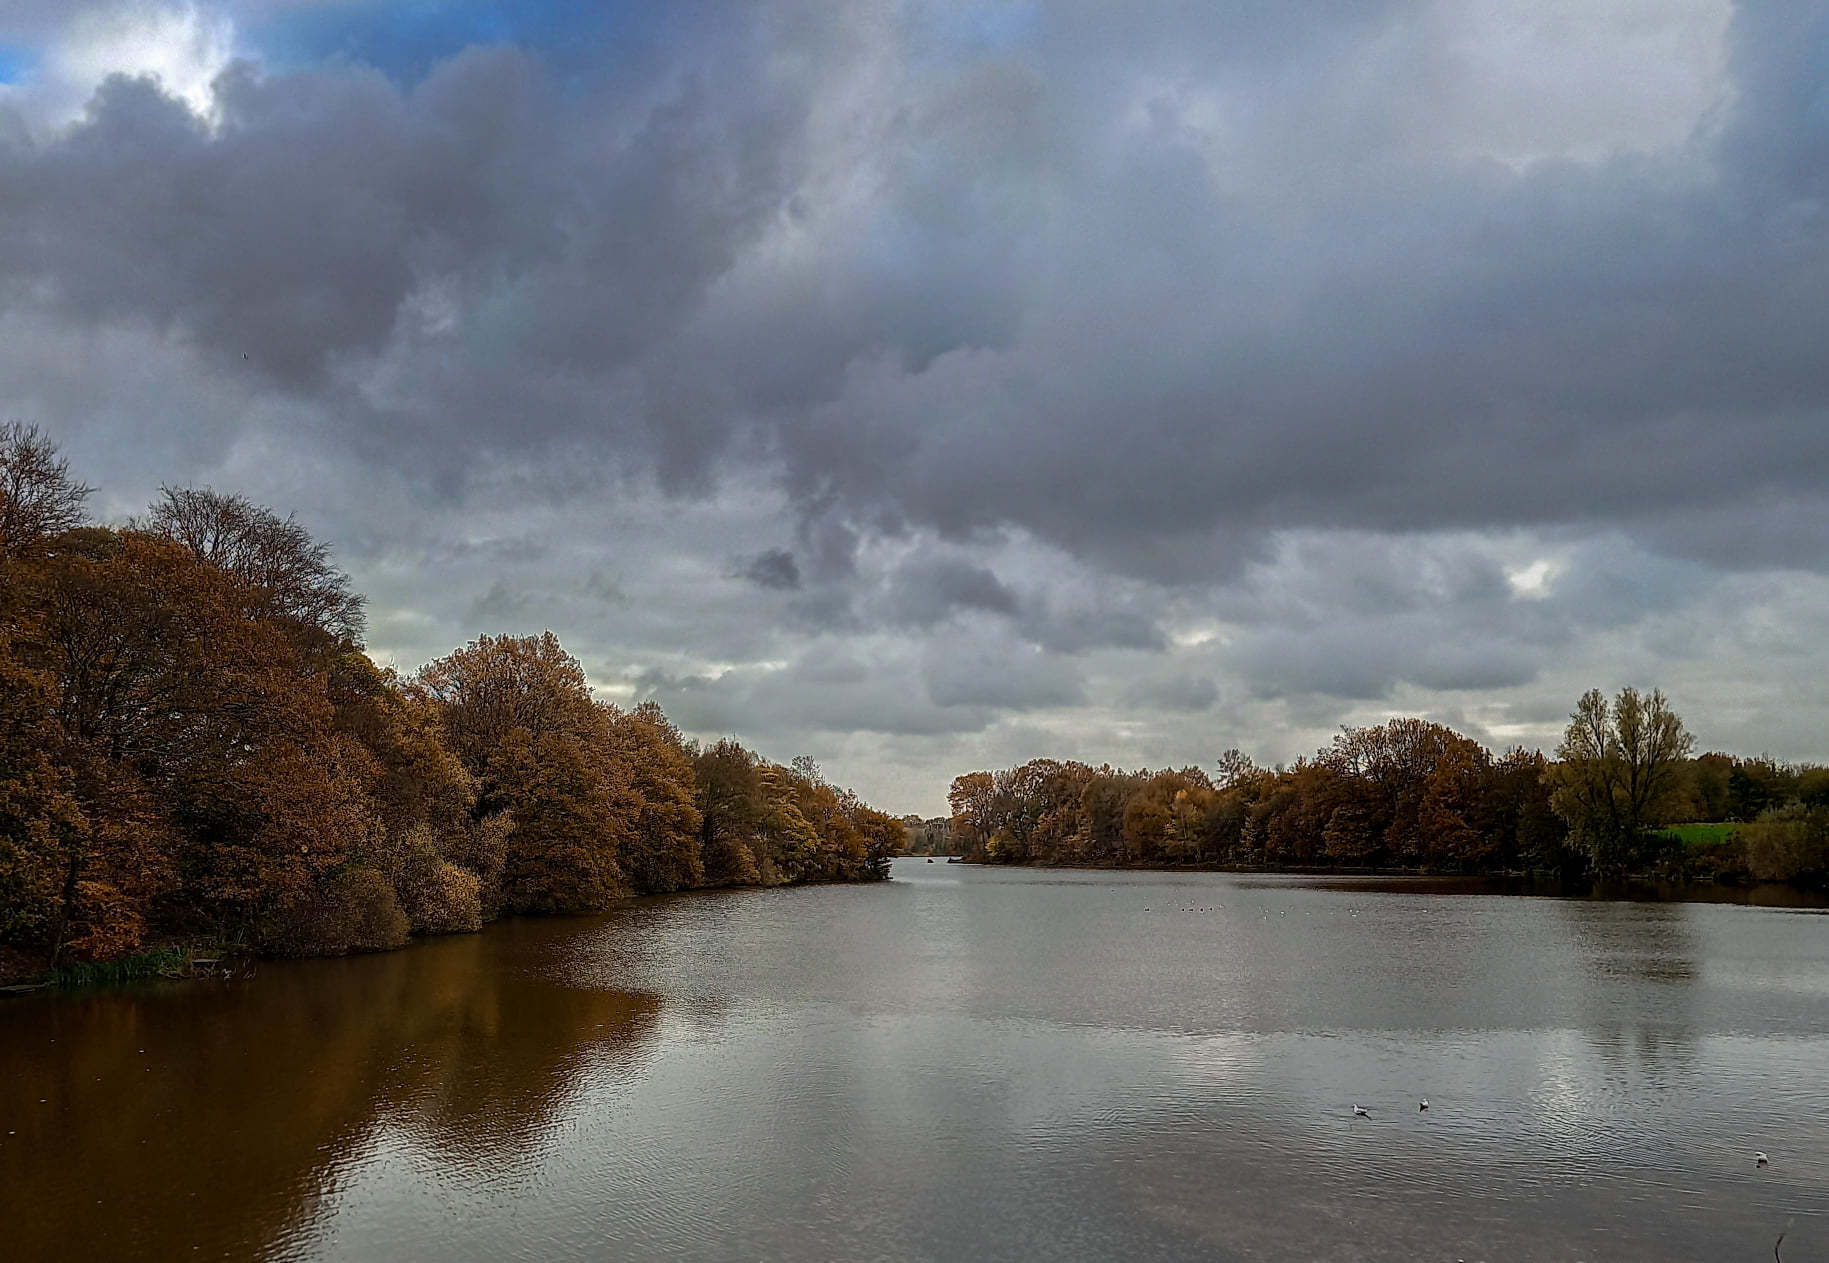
{"left": 947, "top": 703, "right": 1829, "bottom": 889}
{"left": 0, "top": 424, "right": 897, "bottom": 972}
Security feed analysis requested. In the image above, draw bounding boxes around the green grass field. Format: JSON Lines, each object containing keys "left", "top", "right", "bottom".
{"left": 1661, "top": 822, "right": 1739, "bottom": 848}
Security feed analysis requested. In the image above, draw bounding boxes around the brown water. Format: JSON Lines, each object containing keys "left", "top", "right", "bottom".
{"left": 4, "top": 859, "right": 1828, "bottom": 1261}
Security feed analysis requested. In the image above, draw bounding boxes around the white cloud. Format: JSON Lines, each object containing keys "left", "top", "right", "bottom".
{"left": 21, "top": 2, "right": 237, "bottom": 134}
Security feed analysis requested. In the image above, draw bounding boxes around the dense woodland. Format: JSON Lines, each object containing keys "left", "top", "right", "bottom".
{"left": 946, "top": 702, "right": 1829, "bottom": 889}
{"left": 0, "top": 425, "right": 897, "bottom": 972}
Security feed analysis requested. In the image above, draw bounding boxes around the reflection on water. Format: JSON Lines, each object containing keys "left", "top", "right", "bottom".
{"left": 1, "top": 921, "right": 663, "bottom": 1261}
{"left": 1552, "top": 900, "right": 1701, "bottom": 1087}
{"left": 4, "top": 862, "right": 1827, "bottom": 1262}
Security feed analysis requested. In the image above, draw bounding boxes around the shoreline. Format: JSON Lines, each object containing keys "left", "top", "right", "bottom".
{"left": 934, "top": 856, "right": 1829, "bottom": 906}
{"left": 0, "top": 871, "right": 891, "bottom": 994}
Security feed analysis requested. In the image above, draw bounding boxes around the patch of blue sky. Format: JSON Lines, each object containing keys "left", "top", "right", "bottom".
{"left": 0, "top": 42, "right": 36, "bottom": 84}
{"left": 245, "top": 0, "right": 657, "bottom": 85}
{"left": 1808, "top": 17, "right": 1829, "bottom": 132}
{"left": 904, "top": 1, "right": 1039, "bottom": 71}
{"left": 938, "top": 1, "right": 1038, "bottom": 52}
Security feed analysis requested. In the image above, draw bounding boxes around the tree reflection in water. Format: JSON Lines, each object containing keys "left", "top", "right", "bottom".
{"left": 0, "top": 920, "right": 663, "bottom": 1261}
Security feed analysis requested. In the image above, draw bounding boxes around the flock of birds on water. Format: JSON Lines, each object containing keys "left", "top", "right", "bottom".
{"left": 1142, "top": 901, "right": 1778, "bottom": 1178}
{"left": 1124, "top": 896, "right": 1790, "bottom": 1256}
{"left": 1345, "top": 1099, "right": 1782, "bottom": 1261}
{"left": 1349, "top": 1094, "right": 1770, "bottom": 1171}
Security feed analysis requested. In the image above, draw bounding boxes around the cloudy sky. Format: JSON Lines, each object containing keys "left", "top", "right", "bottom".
{"left": 4, "top": 1, "right": 1827, "bottom": 815}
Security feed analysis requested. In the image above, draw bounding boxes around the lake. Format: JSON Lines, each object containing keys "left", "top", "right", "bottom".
{"left": 4, "top": 859, "right": 1827, "bottom": 1261}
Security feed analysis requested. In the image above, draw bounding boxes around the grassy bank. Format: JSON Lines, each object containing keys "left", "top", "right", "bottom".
{"left": 1660, "top": 822, "right": 1739, "bottom": 847}
{"left": 1, "top": 945, "right": 234, "bottom": 994}
{"left": 50, "top": 947, "right": 197, "bottom": 990}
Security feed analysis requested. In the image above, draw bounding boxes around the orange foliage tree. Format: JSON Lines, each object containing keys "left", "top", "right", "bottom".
{"left": 0, "top": 430, "right": 898, "bottom": 970}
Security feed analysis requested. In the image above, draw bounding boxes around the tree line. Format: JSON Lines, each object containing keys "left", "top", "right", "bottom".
{"left": 946, "top": 692, "right": 1829, "bottom": 888}
{"left": 0, "top": 424, "right": 897, "bottom": 970}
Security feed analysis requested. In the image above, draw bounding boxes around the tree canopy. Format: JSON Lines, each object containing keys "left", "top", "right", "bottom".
{"left": 1547, "top": 687, "right": 1694, "bottom": 874}
{"left": 0, "top": 431, "right": 897, "bottom": 970}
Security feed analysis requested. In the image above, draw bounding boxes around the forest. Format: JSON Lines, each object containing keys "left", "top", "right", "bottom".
{"left": 0, "top": 425, "right": 899, "bottom": 977}
{"left": 945, "top": 702, "right": 1829, "bottom": 889}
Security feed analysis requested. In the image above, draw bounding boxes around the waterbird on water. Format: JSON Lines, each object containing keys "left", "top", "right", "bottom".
{"left": 1756, "top": 1152, "right": 1769, "bottom": 1168}
{"left": 1353, "top": 1104, "right": 1370, "bottom": 1117}
{"left": 1419, "top": 1099, "right": 1429, "bottom": 1111}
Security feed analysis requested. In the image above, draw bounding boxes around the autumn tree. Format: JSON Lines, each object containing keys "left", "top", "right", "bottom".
{"left": 333, "top": 658, "right": 475, "bottom": 843}
{"left": 1213, "top": 748, "right": 1261, "bottom": 791}
{"left": 694, "top": 737, "right": 764, "bottom": 885}
{"left": 418, "top": 632, "right": 596, "bottom": 783}
{"left": 0, "top": 628, "right": 86, "bottom": 951}
{"left": 489, "top": 726, "right": 633, "bottom": 913}
{"left": 606, "top": 702, "right": 704, "bottom": 893}
{"left": 856, "top": 809, "right": 904, "bottom": 878}
{"left": 0, "top": 434, "right": 907, "bottom": 965}
{"left": 1320, "top": 719, "right": 1493, "bottom": 864}
{"left": 1487, "top": 747, "right": 1570, "bottom": 871}
{"left": 948, "top": 771, "right": 998, "bottom": 857}
{"left": 418, "top": 633, "right": 634, "bottom": 913}
{"left": 951, "top": 721, "right": 1572, "bottom": 875}
{"left": 14, "top": 528, "right": 381, "bottom": 956}
{"left": 0, "top": 422, "right": 92, "bottom": 558}
{"left": 147, "top": 486, "right": 366, "bottom": 642}
{"left": 1546, "top": 687, "right": 1694, "bottom": 875}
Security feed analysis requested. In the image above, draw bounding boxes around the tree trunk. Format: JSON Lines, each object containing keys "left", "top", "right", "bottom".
{"left": 46, "top": 852, "right": 82, "bottom": 969}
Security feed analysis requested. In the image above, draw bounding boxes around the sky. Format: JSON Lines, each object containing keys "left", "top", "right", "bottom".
{"left": 3, "top": 0, "right": 1828, "bottom": 817}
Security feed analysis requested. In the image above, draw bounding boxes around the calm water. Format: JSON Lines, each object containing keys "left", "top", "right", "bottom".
{"left": 4, "top": 860, "right": 1828, "bottom": 1261}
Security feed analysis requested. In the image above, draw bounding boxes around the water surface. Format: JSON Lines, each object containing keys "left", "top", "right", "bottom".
{"left": 4, "top": 860, "right": 1826, "bottom": 1260}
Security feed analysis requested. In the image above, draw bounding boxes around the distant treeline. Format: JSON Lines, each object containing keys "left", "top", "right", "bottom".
{"left": 0, "top": 425, "right": 897, "bottom": 971}
{"left": 898, "top": 816, "right": 955, "bottom": 855}
{"left": 945, "top": 707, "right": 1829, "bottom": 888}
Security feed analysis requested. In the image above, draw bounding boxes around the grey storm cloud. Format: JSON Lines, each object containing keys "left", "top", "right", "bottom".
{"left": 921, "top": 631, "right": 1086, "bottom": 711}
{"left": 6, "top": 0, "right": 1829, "bottom": 813}
{"left": 737, "top": 548, "right": 802, "bottom": 591}
{"left": 639, "top": 649, "right": 1007, "bottom": 740}
{"left": 1016, "top": 602, "right": 1166, "bottom": 655}
{"left": 1120, "top": 672, "right": 1221, "bottom": 714}
{"left": 878, "top": 555, "right": 1018, "bottom": 627}
{"left": 6, "top": 1, "right": 1824, "bottom": 564}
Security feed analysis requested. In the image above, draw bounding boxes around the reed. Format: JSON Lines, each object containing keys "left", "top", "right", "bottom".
{"left": 51, "top": 947, "right": 191, "bottom": 990}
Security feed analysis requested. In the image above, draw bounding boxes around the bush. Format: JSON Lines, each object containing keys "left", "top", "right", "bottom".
{"left": 445, "top": 814, "right": 512, "bottom": 920}
{"left": 385, "top": 824, "right": 481, "bottom": 935}
{"left": 417, "top": 863, "right": 483, "bottom": 935}
{"left": 268, "top": 865, "right": 409, "bottom": 956}
{"left": 1741, "top": 806, "right": 1829, "bottom": 884}
{"left": 702, "top": 835, "right": 760, "bottom": 887}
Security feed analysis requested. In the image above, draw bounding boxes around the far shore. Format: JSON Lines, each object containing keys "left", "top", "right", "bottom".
{"left": 934, "top": 854, "right": 1829, "bottom": 906}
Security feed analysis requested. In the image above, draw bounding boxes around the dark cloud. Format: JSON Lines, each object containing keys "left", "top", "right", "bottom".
{"left": 583, "top": 570, "right": 630, "bottom": 606}
{"left": 1120, "top": 671, "right": 1220, "bottom": 714}
{"left": 638, "top": 650, "right": 1005, "bottom": 739}
{"left": 1015, "top": 602, "right": 1166, "bottom": 655}
{"left": 921, "top": 632, "right": 1086, "bottom": 711}
{"left": 10, "top": 3, "right": 1821, "bottom": 569}
{"left": 467, "top": 577, "right": 530, "bottom": 626}
{"left": 879, "top": 555, "right": 1017, "bottom": 627}
{"left": 737, "top": 547, "right": 801, "bottom": 591}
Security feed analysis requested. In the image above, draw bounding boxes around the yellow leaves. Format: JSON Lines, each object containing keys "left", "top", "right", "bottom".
{"left": 62, "top": 880, "right": 146, "bottom": 962}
